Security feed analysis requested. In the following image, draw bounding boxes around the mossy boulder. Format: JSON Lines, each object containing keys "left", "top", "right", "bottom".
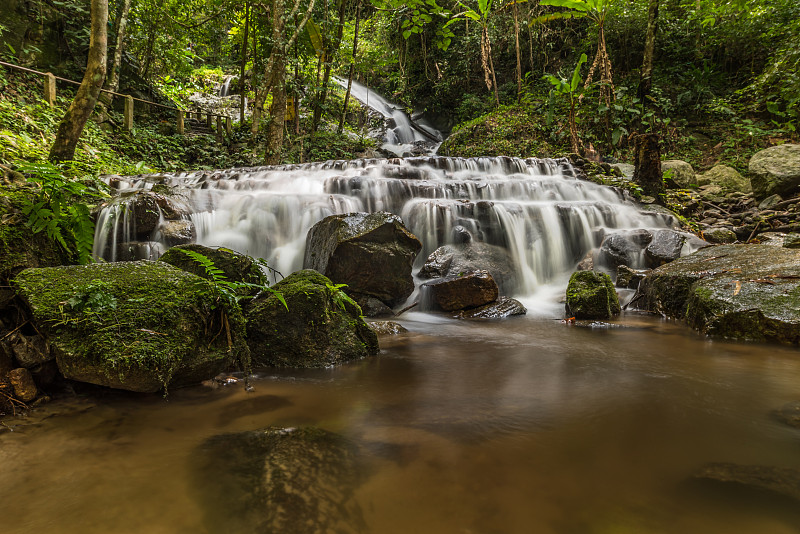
{"left": 661, "top": 160, "right": 696, "bottom": 189}
{"left": 0, "top": 185, "right": 70, "bottom": 282}
{"left": 14, "top": 261, "right": 247, "bottom": 392}
{"left": 635, "top": 244, "right": 800, "bottom": 343}
{"left": 193, "top": 426, "right": 365, "bottom": 534}
{"left": 565, "top": 271, "right": 621, "bottom": 319}
{"left": 696, "top": 164, "right": 751, "bottom": 193}
{"left": 245, "top": 270, "right": 378, "bottom": 368}
{"left": 749, "top": 144, "right": 800, "bottom": 200}
{"left": 303, "top": 212, "right": 421, "bottom": 307}
{"left": 159, "top": 244, "right": 266, "bottom": 295}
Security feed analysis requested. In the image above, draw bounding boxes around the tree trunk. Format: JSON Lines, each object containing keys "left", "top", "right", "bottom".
{"left": 338, "top": 0, "right": 360, "bottom": 134}
{"left": 513, "top": 1, "right": 522, "bottom": 103}
{"left": 264, "top": 0, "right": 287, "bottom": 164}
{"left": 98, "top": 0, "right": 130, "bottom": 109}
{"left": 49, "top": 0, "right": 108, "bottom": 163}
{"left": 638, "top": 0, "right": 659, "bottom": 107}
{"left": 312, "top": 0, "right": 347, "bottom": 132}
{"left": 240, "top": 1, "right": 250, "bottom": 124}
{"left": 633, "top": 133, "right": 665, "bottom": 204}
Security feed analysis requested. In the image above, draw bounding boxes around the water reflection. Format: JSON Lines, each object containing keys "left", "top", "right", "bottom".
{"left": 1, "top": 314, "right": 799, "bottom": 533}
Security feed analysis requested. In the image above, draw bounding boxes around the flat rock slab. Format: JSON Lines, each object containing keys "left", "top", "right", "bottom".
{"left": 635, "top": 244, "right": 800, "bottom": 343}
{"left": 455, "top": 296, "right": 527, "bottom": 319}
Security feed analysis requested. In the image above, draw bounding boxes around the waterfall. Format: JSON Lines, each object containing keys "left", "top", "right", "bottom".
{"left": 218, "top": 76, "right": 236, "bottom": 97}
{"left": 94, "top": 156, "right": 681, "bottom": 303}
{"left": 332, "top": 77, "right": 442, "bottom": 156}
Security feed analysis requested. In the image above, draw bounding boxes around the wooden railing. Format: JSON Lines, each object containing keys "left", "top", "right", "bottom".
{"left": 0, "top": 60, "right": 233, "bottom": 137}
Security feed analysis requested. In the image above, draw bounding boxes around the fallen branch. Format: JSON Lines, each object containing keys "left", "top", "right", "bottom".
{"left": 395, "top": 301, "right": 418, "bottom": 316}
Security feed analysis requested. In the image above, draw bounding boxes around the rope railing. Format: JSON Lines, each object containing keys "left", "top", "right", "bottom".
{"left": 0, "top": 59, "right": 233, "bottom": 137}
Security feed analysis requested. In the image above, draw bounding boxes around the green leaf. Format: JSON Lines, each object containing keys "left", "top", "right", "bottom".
{"left": 539, "top": 0, "right": 591, "bottom": 12}
{"left": 570, "top": 53, "right": 588, "bottom": 92}
{"left": 402, "top": 29, "right": 412, "bottom": 39}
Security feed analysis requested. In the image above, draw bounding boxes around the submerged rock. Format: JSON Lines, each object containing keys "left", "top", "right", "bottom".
{"left": 14, "top": 261, "right": 247, "bottom": 393}
{"left": 455, "top": 296, "right": 527, "bottom": 319}
{"left": 419, "top": 241, "right": 519, "bottom": 294}
{"left": 303, "top": 212, "right": 422, "bottom": 307}
{"left": 246, "top": 270, "right": 378, "bottom": 368}
{"left": 634, "top": 244, "right": 800, "bottom": 343}
{"left": 774, "top": 401, "right": 800, "bottom": 429}
{"left": 693, "top": 463, "right": 800, "bottom": 503}
{"left": 194, "top": 426, "right": 366, "bottom": 534}
{"left": 749, "top": 144, "right": 800, "bottom": 200}
{"left": 565, "top": 270, "right": 621, "bottom": 320}
{"left": 422, "top": 270, "right": 499, "bottom": 312}
{"left": 368, "top": 321, "right": 409, "bottom": 335}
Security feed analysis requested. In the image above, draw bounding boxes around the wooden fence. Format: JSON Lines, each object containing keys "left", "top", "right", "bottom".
{"left": 0, "top": 60, "right": 233, "bottom": 137}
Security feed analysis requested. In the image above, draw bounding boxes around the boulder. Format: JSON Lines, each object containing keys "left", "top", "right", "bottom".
{"left": 749, "top": 144, "right": 800, "bottom": 200}
{"left": 352, "top": 294, "right": 394, "bottom": 318}
{"left": 455, "top": 296, "right": 527, "bottom": 319}
{"left": 245, "top": 270, "right": 378, "bottom": 368}
{"left": 8, "top": 333, "right": 52, "bottom": 368}
{"left": 422, "top": 270, "right": 499, "bottom": 312}
{"left": 615, "top": 265, "right": 650, "bottom": 290}
{"left": 7, "top": 367, "right": 37, "bottom": 402}
{"left": 565, "top": 271, "right": 621, "bottom": 319}
{"left": 696, "top": 164, "right": 752, "bottom": 193}
{"left": 644, "top": 229, "right": 686, "bottom": 268}
{"left": 634, "top": 244, "right": 800, "bottom": 343}
{"left": 158, "top": 219, "right": 196, "bottom": 246}
{"left": 693, "top": 463, "right": 800, "bottom": 503}
{"left": 14, "top": 261, "right": 247, "bottom": 393}
{"left": 159, "top": 244, "right": 266, "bottom": 296}
{"left": 702, "top": 227, "right": 738, "bottom": 244}
{"left": 303, "top": 212, "right": 421, "bottom": 307}
{"left": 661, "top": 160, "right": 696, "bottom": 189}
{"left": 419, "top": 242, "right": 519, "bottom": 294}
{"left": 596, "top": 230, "right": 652, "bottom": 274}
{"left": 368, "top": 321, "right": 409, "bottom": 335}
{"left": 193, "top": 427, "right": 365, "bottom": 534}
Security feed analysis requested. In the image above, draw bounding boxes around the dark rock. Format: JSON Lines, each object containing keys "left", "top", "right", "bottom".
{"left": 576, "top": 251, "right": 594, "bottom": 271}
{"left": 702, "top": 227, "right": 738, "bottom": 244}
{"left": 0, "top": 289, "right": 15, "bottom": 309}
{"left": 125, "top": 191, "right": 192, "bottom": 238}
{"left": 422, "top": 270, "right": 499, "bottom": 312}
{"left": 774, "top": 401, "right": 800, "bottom": 429}
{"left": 419, "top": 242, "right": 519, "bottom": 294}
{"left": 353, "top": 294, "right": 395, "bottom": 318}
{"left": 368, "top": 321, "right": 409, "bottom": 335}
{"left": 159, "top": 244, "right": 266, "bottom": 296}
{"left": 634, "top": 244, "right": 800, "bottom": 343}
{"left": 749, "top": 144, "right": 800, "bottom": 200}
{"left": 158, "top": 219, "right": 196, "bottom": 246}
{"left": 565, "top": 270, "right": 620, "bottom": 319}
{"left": 246, "top": 270, "right": 378, "bottom": 368}
{"left": 615, "top": 265, "right": 650, "bottom": 290}
{"left": 455, "top": 296, "right": 527, "bottom": 319}
{"left": 7, "top": 367, "right": 37, "bottom": 402}
{"left": 644, "top": 229, "right": 686, "bottom": 268}
{"left": 9, "top": 333, "right": 52, "bottom": 368}
{"left": 451, "top": 225, "right": 472, "bottom": 244}
{"left": 14, "top": 261, "right": 247, "bottom": 393}
{"left": 693, "top": 463, "right": 800, "bottom": 503}
{"left": 303, "top": 212, "right": 422, "bottom": 307}
{"left": 194, "top": 427, "right": 366, "bottom": 534}
{"left": 596, "top": 230, "right": 652, "bottom": 273}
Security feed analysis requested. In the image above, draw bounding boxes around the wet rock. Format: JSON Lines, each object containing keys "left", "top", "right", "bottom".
{"left": 14, "top": 261, "right": 247, "bottom": 393}
{"left": 693, "top": 463, "right": 800, "bottom": 503}
{"left": 565, "top": 270, "right": 620, "bottom": 320}
{"left": 774, "top": 401, "right": 800, "bottom": 429}
{"left": 114, "top": 241, "right": 165, "bottom": 261}
{"left": 9, "top": 333, "right": 52, "bottom": 368}
{"left": 0, "top": 289, "right": 15, "bottom": 309}
{"left": 419, "top": 242, "right": 519, "bottom": 294}
{"left": 702, "top": 227, "right": 738, "bottom": 244}
{"left": 696, "top": 164, "right": 751, "bottom": 193}
{"left": 576, "top": 250, "right": 594, "bottom": 271}
{"left": 303, "top": 212, "right": 422, "bottom": 307}
{"left": 661, "top": 160, "right": 695, "bottom": 189}
{"left": 246, "top": 270, "right": 378, "bottom": 368}
{"left": 159, "top": 244, "right": 266, "bottom": 296}
{"left": 455, "top": 296, "right": 527, "bottom": 319}
{"left": 194, "top": 427, "right": 366, "bottom": 534}
{"left": 615, "top": 265, "right": 650, "bottom": 290}
{"left": 596, "top": 230, "right": 652, "bottom": 273}
{"left": 353, "top": 294, "right": 395, "bottom": 318}
{"left": 758, "top": 194, "right": 783, "bottom": 210}
{"left": 784, "top": 233, "right": 800, "bottom": 249}
{"left": 749, "top": 144, "right": 800, "bottom": 200}
{"left": 422, "top": 270, "right": 499, "bottom": 312}
{"left": 126, "top": 191, "right": 192, "bottom": 238}
{"left": 645, "top": 229, "right": 686, "bottom": 268}
{"left": 368, "top": 321, "right": 408, "bottom": 335}
{"left": 158, "top": 219, "right": 196, "bottom": 246}
{"left": 634, "top": 244, "right": 800, "bottom": 343}
{"left": 7, "top": 367, "right": 37, "bottom": 402}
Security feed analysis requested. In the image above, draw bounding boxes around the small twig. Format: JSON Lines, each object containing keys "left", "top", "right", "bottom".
{"left": 747, "top": 221, "right": 761, "bottom": 243}
{"left": 0, "top": 320, "right": 28, "bottom": 342}
{"left": 702, "top": 201, "right": 731, "bottom": 216}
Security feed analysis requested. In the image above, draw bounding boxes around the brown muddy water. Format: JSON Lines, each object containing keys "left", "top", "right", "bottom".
{"left": 2, "top": 313, "right": 800, "bottom": 534}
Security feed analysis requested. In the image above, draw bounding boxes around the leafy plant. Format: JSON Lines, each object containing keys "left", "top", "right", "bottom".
{"left": 16, "top": 162, "right": 108, "bottom": 264}
{"left": 325, "top": 281, "right": 362, "bottom": 315}
{"left": 543, "top": 53, "right": 588, "bottom": 152}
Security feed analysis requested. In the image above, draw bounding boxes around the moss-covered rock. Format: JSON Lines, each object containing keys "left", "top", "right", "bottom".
{"left": 696, "top": 164, "right": 752, "bottom": 193}
{"left": 749, "top": 144, "right": 800, "bottom": 200}
{"left": 14, "top": 261, "right": 247, "bottom": 392}
{"left": 635, "top": 244, "right": 800, "bottom": 343}
{"left": 565, "top": 271, "right": 621, "bottom": 319}
{"left": 245, "top": 269, "right": 378, "bottom": 368}
{"left": 0, "top": 185, "right": 69, "bottom": 282}
{"left": 159, "top": 244, "right": 266, "bottom": 295}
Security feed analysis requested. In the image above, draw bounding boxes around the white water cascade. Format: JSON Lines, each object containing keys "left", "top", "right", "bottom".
{"left": 94, "top": 156, "right": 682, "bottom": 309}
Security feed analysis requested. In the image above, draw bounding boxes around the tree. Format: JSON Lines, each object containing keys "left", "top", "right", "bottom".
{"left": 49, "top": 0, "right": 108, "bottom": 163}
{"left": 543, "top": 53, "right": 588, "bottom": 153}
{"left": 446, "top": 0, "right": 501, "bottom": 107}
{"left": 637, "top": 0, "right": 659, "bottom": 107}
{"left": 99, "top": 0, "right": 133, "bottom": 109}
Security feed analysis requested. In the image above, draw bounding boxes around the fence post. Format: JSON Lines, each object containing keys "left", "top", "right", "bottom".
{"left": 177, "top": 110, "right": 185, "bottom": 135}
{"left": 206, "top": 114, "right": 213, "bottom": 129}
{"left": 226, "top": 117, "right": 232, "bottom": 136}
{"left": 123, "top": 96, "right": 134, "bottom": 131}
{"left": 44, "top": 73, "right": 56, "bottom": 106}
{"left": 216, "top": 116, "right": 223, "bottom": 141}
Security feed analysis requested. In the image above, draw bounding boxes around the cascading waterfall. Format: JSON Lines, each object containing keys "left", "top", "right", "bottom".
{"left": 94, "top": 156, "right": 680, "bottom": 306}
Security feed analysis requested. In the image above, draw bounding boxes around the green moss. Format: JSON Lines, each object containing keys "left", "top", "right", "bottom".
{"left": 14, "top": 261, "right": 247, "bottom": 392}
{"left": 565, "top": 271, "right": 621, "bottom": 319}
{"left": 159, "top": 244, "right": 267, "bottom": 294}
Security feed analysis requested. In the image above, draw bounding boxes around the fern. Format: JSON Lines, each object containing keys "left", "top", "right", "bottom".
{"left": 325, "top": 282, "right": 362, "bottom": 316}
